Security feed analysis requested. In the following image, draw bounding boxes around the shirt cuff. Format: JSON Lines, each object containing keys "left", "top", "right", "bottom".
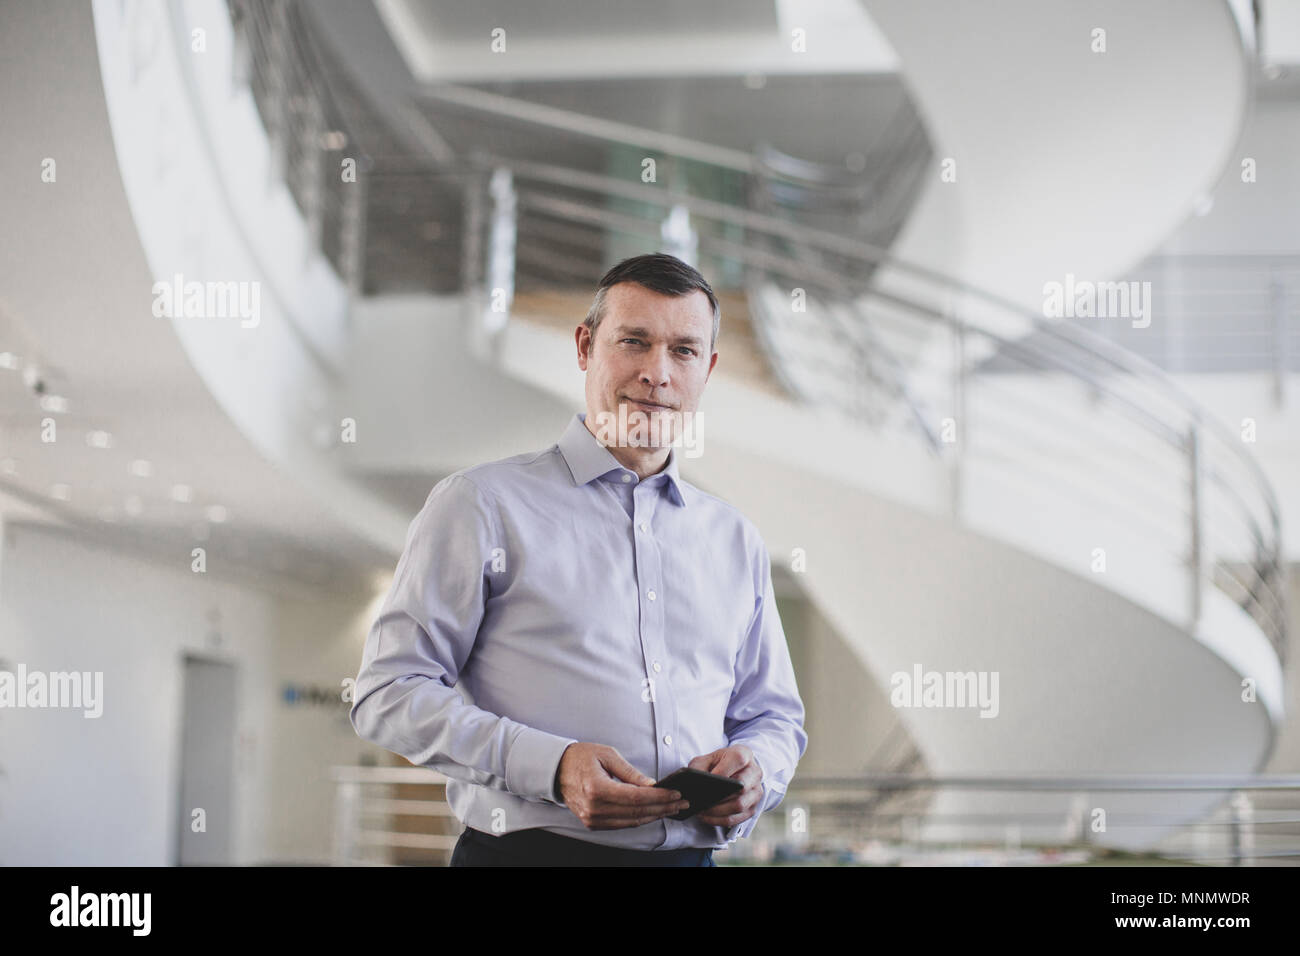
{"left": 721, "top": 782, "right": 768, "bottom": 842}
{"left": 721, "top": 749, "right": 775, "bottom": 842}
{"left": 505, "top": 726, "right": 578, "bottom": 805}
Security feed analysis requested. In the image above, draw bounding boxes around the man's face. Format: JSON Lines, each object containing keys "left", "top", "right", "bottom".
{"left": 576, "top": 282, "right": 717, "bottom": 452}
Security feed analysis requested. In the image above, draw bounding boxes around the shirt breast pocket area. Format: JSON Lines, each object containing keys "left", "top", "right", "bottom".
{"left": 663, "top": 569, "right": 749, "bottom": 693}
{"left": 485, "top": 524, "right": 635, "bottom": 646}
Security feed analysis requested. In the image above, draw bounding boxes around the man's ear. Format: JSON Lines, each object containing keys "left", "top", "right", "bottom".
{"left": 576, "top": 325, "right": 590, "bottom": 370}
{"left": 705, "top": 350, "right": 718, "bottom": 381}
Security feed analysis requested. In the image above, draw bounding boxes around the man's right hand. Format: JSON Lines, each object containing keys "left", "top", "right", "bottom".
{"left": 555, "top": 742, "right": 689, "bottom": 830}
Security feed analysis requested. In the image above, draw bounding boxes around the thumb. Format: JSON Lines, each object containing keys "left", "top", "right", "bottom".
{"left": 688, "top": 752, "right": 717, "bottom": 772}
{"left": 602, "top": 749, "right": 655, "bottom": 786}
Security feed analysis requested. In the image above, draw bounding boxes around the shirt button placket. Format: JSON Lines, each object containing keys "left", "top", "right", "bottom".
{"left": 634, "top": 484, "right": 673, "bottom": 784}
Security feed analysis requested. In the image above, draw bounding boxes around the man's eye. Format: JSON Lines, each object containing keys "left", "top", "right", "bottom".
{"left": 676, "top": 347, "right": 696, "bottom": 356}
{"left": 620, "top": 338, "right": 645, "bottom": 345}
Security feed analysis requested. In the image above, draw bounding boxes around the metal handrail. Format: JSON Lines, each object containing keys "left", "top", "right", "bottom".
{"left": 491, "top": 152, "right": 1280, "bottom": 438}
{"left": 481, "top": 151, "right": 1284, "bottom": 479}
{"left": 1081, "top": 253, "right": 1298, "bottom": 391}
{"left": 325, "top": 766, "right": 1300, "bottom": 864}
{"left": 514, "top": 161, "right": 1279, "bottom": 514}
{"left": 225, "top": 0, "right": 1286, "bottom": 659}
{"left": 471, "top": 153, "right": 1287, "bottom": 659}
{"left": 790, "top": 773, "right": 1300, "bottom": 791}
{"left": 765, "top": 772, "right": 1300, "bottom": 864}
{"left": 330, "top": 765, "right": 456, "bottom": 865}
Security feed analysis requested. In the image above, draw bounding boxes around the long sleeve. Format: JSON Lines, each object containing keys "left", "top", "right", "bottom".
{"left": 350, "top": 474, "right": 577, "bottom": 804}
{"left": 721, "top": 542, "right": 808, "bottom": 841}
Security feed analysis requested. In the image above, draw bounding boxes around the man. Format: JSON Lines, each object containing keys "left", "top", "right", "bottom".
{"left": 350, "top": 253, "right": 807, "bottom": 866}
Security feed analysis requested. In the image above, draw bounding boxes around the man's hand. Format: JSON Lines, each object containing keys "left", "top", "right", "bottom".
{"left": 556, "top": 742, "right": 690, "bottom": 830}
{"left": 687, "top": 744, "right": 763, "bottom": 828}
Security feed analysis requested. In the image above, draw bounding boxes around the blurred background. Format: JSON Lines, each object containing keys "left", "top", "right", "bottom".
{"left": 1, "top": 0, "right": 1299, "bottom": 866}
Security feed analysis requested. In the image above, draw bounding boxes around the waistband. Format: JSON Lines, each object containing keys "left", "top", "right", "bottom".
{"left": 464, "top": 826, "right": 714, "bottom": 866}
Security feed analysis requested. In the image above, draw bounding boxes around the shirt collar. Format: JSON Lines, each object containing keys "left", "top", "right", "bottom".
{"left": 557, "top": 413, "right": 687, "bottom": 508}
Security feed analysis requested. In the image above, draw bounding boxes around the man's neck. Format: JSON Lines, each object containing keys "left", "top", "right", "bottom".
{"left": 584, "top": 417, "right": 671, "bottom": 480}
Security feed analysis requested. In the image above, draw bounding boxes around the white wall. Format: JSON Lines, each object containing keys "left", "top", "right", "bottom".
{"left": 266, "top": 586, "right": 389, "bottom": 863}
{"left": 776, "top": 590, "right": 913, "bottom": 778}
{"left": 0, "top": 519, "right": 382, "bottom": 865}
{"left": 1163, "top": 97, "right": 1300, "bottom": 256}
{"left": 0, "top": 522, "right": 274, "bottom": 864}
{"left": 865, "top": 0, "right": 1249, "bottom": 311}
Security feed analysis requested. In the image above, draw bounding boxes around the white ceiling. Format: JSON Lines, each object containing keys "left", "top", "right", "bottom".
{"left": 374, "top": 0, "right": 899, "bottom": 81}
{"left": 0, "top": 0, "right": 392, "bottom": 598}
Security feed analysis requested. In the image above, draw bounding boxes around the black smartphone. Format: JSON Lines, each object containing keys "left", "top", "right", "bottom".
{"left": 653, "top": 767, "right": 743, "bottom": 820}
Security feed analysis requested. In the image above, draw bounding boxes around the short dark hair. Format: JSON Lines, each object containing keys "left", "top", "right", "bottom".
{"left": 583, "top": 253, "right": 720, "bottom": 352}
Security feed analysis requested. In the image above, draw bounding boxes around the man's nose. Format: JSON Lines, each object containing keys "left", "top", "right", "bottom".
{"left": 638, "top": 347, "right": 672, "bottom": 388}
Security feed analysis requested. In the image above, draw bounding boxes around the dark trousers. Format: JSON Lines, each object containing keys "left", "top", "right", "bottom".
{"left": 449, "top": 825, "right": 716, "bottom": 867}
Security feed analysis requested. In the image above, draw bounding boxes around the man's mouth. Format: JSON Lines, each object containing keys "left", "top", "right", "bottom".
{"left": 624, "top": 397, "right": 674, "bottom": 412}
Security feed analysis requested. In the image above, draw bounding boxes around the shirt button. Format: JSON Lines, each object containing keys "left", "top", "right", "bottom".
{"left": 621, "top": 474, "right": 632, "bottom": 483}
{"left": 663, "top": 734, "right": 673, "bottom": 746}
{"left": 652, "top": 660, "right": 661, "bottom": 673}
{"left": 647, "top": 589, "right": 657, "bottom": 601}
{"left": 639, "top": 522, "right": 649, "bottom": 533}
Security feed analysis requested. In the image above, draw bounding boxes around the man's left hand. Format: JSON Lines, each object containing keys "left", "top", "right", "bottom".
{"left": 687, "top": 744, "right": 762, "bottom": 828}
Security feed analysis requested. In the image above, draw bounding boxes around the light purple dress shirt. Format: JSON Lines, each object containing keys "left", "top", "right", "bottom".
{"left": 350, "top": 412, "right": 807, "bottom": 849}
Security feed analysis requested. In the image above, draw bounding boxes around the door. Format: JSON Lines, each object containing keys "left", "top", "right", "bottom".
{"left": 176, "top": 655, "right": 237, "bottom": 865}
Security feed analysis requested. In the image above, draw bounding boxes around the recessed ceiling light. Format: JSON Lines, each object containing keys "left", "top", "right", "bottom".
{"left": 206, "top": 504, "right": 228, "bottom": 523}
{"left": 51, "top": 483, "right": 70, "bottom": 501}
{"left": 130, "top": 459, "right": 154, "bottom": 478}
{"left": 0, "top": 352, "right": 20, "bottom": 370}
{"left": 39, "top": 394, "right": 68, "bottom": 414}
{"left": 171, "top": 483, "right": 193, "bottom": 503}
{"left": 86, "top": 430, "right": 113, "bottom": 449}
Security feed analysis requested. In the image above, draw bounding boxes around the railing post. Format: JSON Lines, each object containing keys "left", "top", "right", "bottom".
{"left": 262, "top": 0, "right": 292, "bottom": 188}
{"left": 660, "top": 203, "right": 698, "bottom": 267}
{"left": 1229, "top": 791, "right": 1254, "bottom": 867}
{"left": 1069, "top": 792, "right": 1090, "bottom": 846}
{"left": 461, "top": 166, "right": 486, "bottom": 297}
{"left": 332, "top": 779, "right": 360, "bottom": 865}
{"left": 949, "top": 304, "right": 966, "bottom": 523}
{"left": 340, "top": 166, "right": 367, "bottom": 298}
{"left": 1270, "top": 273, "right": 1286, "bottom": 408}
{"left": 302, "top": 95, "right": 325, "bottom": 256}
{"left": 483, "top": 167, "right": 517, "bottom": 337}
{"left": 1186, "top": 425, "right": 1203, "bottom": 631}
{"left": 300, "top": 97, "right": 325, "bottom": 257}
